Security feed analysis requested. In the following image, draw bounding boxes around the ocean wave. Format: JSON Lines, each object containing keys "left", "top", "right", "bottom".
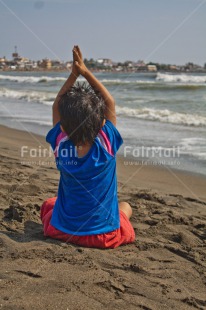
{"left": 0, "top": 114, "right": 52, "bottom": 126}
{"left": 0, "top": 74, "right": 156, "bottom": 85}
{"left": 1, "top": 72, "right": 206, "bottom": 87}
{"left": 100, "top": 79, "right": 155, "bottom": 85}
{"left": 101, "top": 77, "right": 206, "bottom": 89}
{"left": 0, "top": 87, "right": 54, "bottom": 105}
{"left": 1, "top": 87, "right": 206, "bottom": 127}
{"left": 156, "top": 72, "right": 206, "bottom": 84}
{"left": 0, "top": 74, "right": 66, "bottom": 83}
{"left": 116, "top": 106, "right": 206, "bottom": 127}
{"left": 178, "top": 138, "right": 206, "bottom": 160}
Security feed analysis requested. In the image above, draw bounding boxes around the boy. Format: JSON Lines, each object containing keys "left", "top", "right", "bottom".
{"left": 41, "top": 46, "right": 135, "bottom": 248}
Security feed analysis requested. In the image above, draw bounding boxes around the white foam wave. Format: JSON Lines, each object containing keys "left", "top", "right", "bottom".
{"left": 0, "top": 74, "right": 66, "bottom": 83}
{"left": 156, "top": 72, "right": 206, "bottom": 84}
{"left": 100, "top": 79, "right": 155, "bottom": 85}
{"left": 1, "top": 84, "right": 206, "bottom": 128}
{"left": 0, "top": 75, "right": 148, "bottom": 85}
{"left": 101, "top": 79, "right": 129, "bottom": 84}
{"left": 116, "top": 106, "right": 206, "bottom": 127}
{"left": 0, "top": 114, "right": 52, "bottom": 126}
{"left": 0, "top": 87, "right": 54, "bottom": 105}
{"left": 178, "top": 138, "right": 206, "bottom": 160}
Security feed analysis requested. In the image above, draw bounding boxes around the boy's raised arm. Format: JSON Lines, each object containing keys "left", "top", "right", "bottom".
{"left": 73, "top": 46, "right": 116, "bottom": 126}
{"left": 52, "top": 47, "right": 80, "bottom": 127}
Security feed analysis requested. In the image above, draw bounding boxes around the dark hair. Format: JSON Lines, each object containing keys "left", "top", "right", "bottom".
{"left": 58, "top": 82, "right": 105, "bottom": 145}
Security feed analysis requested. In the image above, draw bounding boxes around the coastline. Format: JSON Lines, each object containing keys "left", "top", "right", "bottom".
{"left": 1, "top": 124, "right": 206, "bottom": 309}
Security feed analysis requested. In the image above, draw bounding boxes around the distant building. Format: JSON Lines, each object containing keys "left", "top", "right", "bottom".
{"left": 116, "top": 66, "right": 123, "bottom": 71}
{"left": 97, "top": 58, "right": 113, "bottom": 67}
{"left": 0, "top": 57, "right": 6, "bottom": 64}
{"left": 147, "top": 65, "right": 157, "bottom": 72}
{"left": 66, "top": 61, "right": 72, "bottom": 70}
{"left": 169, "top": 65, "right": 177, "bottom": 71}
{"left": 17, "top": 57, "right": 29, "bottom": 69}
{"left": 0, "top": 57, "right": 7, "bottom": 69}
{"left": 51, "top": 60, "right": 64, "bottom": 69}
{"left": 41, "top": 58, "right": 52, "bottom": 69}
{"left": 135, "top": 60, "right": 147, "bottom": 71}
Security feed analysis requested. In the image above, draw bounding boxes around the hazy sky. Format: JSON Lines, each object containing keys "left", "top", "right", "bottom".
{"left": 0, "top": 0, "right": 205, "bottom": 65}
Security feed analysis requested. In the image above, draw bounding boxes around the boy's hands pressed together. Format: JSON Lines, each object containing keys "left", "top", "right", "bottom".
{"left": 72, "top": 45, "right": 80, "bottom": 78}
{"left": 73, "top": 46, "right": 88, "bottom": 77}
{"left": 52, "top": 45, "right": 81, "bottom": 126}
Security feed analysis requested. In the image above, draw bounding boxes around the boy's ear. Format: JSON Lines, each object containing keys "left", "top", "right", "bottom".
{"left": 60, "top": 125, "right": 65, "bottom": 132}
{"left": 102, "top": 119, "right": 106, "bottom": 127}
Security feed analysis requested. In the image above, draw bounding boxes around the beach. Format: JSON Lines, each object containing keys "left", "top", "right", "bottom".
{"left": 0, "top": 124, "right": 206, "bottom": 310}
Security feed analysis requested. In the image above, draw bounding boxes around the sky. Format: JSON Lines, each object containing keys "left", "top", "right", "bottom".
{"left": 0, "top": 0, "right": 205, "bottom": 65}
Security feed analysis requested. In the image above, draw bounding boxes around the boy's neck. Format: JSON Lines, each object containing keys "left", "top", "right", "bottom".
{"left": 76, "top": 143, "right": 92, "bottom": 158}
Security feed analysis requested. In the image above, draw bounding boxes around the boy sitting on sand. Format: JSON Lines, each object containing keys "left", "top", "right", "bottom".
{"left": 41, "top": 46, "right": 135, "bottom": 248}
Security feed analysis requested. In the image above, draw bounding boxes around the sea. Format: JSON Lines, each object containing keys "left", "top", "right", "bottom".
{"left": 0, "top": 71, "right": 206, "bottom": 176}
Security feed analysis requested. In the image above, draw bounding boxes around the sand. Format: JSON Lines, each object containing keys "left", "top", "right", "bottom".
{"left": 0, "top": 124, "right": 206, "bottom": 310}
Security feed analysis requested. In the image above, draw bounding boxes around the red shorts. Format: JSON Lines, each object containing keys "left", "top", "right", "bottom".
{"left": 40, "top": 197, "right": 135, "bottom": 249}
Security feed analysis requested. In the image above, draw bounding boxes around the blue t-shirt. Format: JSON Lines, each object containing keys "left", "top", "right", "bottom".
{"left": 46, "top": 120, "right": 123, "bottom": 236}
